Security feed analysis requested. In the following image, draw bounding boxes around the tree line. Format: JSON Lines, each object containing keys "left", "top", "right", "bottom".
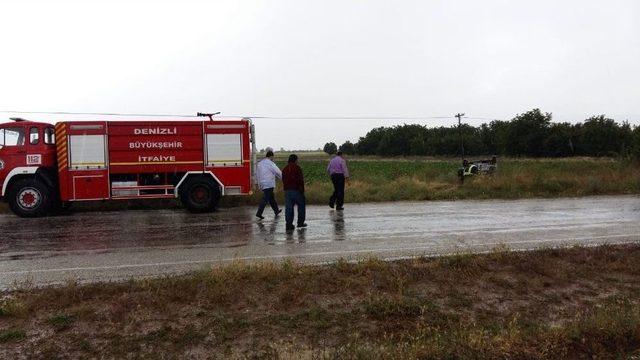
{"left": 323, "top": 109, "right": 640, "bottom": 158}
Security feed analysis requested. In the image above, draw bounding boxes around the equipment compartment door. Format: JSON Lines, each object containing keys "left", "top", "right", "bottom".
{"left": 65, "top": 123, "right": 110, "bottom": 200}
{"left": 204, "top": 121, "right": 252, "bottom": 194}
{"left": 72, "top": 172, "right": 108, "bottom": 200}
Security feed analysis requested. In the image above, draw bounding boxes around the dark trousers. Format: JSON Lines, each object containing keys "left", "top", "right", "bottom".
{"left": 256, "top": 188, "right": 279, "bottom": 216}
{"left": 329, "top": 173, "right": 345, "bottom": 208}
{"left": 285, "top": 190, "right": 306, "bottom": 226}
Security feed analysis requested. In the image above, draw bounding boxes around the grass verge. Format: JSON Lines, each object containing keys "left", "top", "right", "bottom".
{"left": 1, "top": 244, "right": 640, "bottom": 358}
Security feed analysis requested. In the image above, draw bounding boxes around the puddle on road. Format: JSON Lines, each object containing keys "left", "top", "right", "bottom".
{"left": 1, "top": 196, "right": 638, "bottom": 255}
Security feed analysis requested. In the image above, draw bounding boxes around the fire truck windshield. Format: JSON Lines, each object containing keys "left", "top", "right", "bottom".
{"left": 0, "top": 127, "right": 26, "bottom": 148}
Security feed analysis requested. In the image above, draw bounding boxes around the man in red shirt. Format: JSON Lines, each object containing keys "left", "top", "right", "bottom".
{"left": 282, "top": 154, "right": 307, "bottom": 230}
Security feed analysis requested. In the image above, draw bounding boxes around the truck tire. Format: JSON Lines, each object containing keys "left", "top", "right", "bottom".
{"left": 179, "top": 177, "right": 221, "bottom": 213}
{"left": 8, "top": 178, "right": 53, "bottom": 218}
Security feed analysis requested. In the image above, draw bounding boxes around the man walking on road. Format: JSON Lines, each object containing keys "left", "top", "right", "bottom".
{"left": 282, "top": 154, "right": 307, "bottom": 230}
{"left": 327, "top": 151, "right": 349, "bottom": 210}
{"left": 255, "top": 148, "right": 282, "bottom": 220}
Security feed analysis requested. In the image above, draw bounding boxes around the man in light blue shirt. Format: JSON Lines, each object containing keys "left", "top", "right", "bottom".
{"left": 255, "top": 148, "right": 282, "bottom": 219}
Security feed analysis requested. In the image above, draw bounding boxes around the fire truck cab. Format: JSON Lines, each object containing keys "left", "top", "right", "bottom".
{"left": 0, "top": 120, "right": 58, "bottom": 217}
{"left": 0, "top": 118, "right": 255, "bottom": 217}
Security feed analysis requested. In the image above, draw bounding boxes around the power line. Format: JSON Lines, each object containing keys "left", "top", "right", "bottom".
{"left": 246, "top": 115, "right": 455, "bottom": 120}
{"left": 0, "top": 110, "right": 199, "bottom": 118}
{"left": 0, "top": 110, "right": 508, "bottom": 121}
{"left": 464, "top": 116, "right": 508, "bottom": 121}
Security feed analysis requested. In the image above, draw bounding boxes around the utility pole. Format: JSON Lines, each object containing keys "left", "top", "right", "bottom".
{"left": 456, "top": 113, "right": 465, "bottom": 163}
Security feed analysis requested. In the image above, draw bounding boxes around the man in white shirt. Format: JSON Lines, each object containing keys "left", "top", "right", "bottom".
{"left": 255, "top": 148, "right": 282, "bottom": 219}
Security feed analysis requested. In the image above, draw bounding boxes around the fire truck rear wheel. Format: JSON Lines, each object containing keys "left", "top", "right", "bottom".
{"left": 8, "top": 178, "right": 53, "bottom": 218}
{"left": 180, "top": 177, "right": 221, "bottom": 213}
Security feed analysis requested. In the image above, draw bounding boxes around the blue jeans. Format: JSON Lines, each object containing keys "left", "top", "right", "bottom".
{"left": 285, "top": 190, "right": 306, "bottom": 226}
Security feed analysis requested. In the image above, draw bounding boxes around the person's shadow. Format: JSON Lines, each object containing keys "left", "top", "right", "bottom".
{"left": 285, "top": 227, "right": 306, "bottom": 243}
{"left": 332, "top": 211, "right": 346, "bottom": 241}
{"left": 256, "top": 221, "right": 278, "bottom": 244}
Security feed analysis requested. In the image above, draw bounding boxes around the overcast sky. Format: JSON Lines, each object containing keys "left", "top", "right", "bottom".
{"left": 1, "top": 0, "right": 638, "bottom": 150}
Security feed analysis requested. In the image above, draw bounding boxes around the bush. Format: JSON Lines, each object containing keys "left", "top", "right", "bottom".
{"left": 633, "top": 126, "right": 640, "bottom": 160}
{"left": 323, "top": 142, "right": 337, "bottom": 155}
{"left": 339, "top": 141, "right": 355, "bottom": 155}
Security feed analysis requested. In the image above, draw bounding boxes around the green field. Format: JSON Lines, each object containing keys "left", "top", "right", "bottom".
{"left": 224, "top": 155, "right": 640, "bottom": 206}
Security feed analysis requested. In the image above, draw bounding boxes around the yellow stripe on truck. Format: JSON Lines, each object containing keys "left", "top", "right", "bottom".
{"left": 55, "top": 123, "right": 68, "bottom": 172}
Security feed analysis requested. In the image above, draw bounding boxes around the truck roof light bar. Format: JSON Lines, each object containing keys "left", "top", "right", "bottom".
{"left": 9, "top": 117, "right": 27, "bottom": 122}
{"left": 197, "top": 112, "right": 221, "bottom": 121}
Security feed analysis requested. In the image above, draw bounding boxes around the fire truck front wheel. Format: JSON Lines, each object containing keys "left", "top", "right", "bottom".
{"left": 7, "top": 178, "right": 53, "bottom": 218}
{"left": 180, "top": 177, "right": 221, "bottom": 213}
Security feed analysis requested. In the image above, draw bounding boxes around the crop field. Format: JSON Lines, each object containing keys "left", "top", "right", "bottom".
{"left": 2, "top": 244, "right": 640, "bottom": 358}
{"left": 223, "top": 155, "right": 640, "bottom": 206}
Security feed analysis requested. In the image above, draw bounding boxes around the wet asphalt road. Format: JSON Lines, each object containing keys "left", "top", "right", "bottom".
{"left": 0, "top": 195, "right": 639, "bottom": 288}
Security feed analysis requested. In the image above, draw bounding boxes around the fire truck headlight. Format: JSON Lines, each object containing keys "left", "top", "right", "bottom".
{"left": 0, "top": 159, "right": 4, "bottom": 170}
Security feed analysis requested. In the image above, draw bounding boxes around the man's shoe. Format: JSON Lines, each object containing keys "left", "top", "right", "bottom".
{"left": 329, "top": 202, "right": 335, "bottom": 209}
{"left": 336, "top": 207, "right": 344, "bottom": 211}
{"left": 286, "top": 224, "right": 295, "bottom": 230}
{"left": 297, "top": 223, "right": 308, "bottom": 228}
{"left": 275, "top": 209, "right": 282, "bottom": 216}
{"left": 256, "top": 214, "right": 265, "bottom": 220}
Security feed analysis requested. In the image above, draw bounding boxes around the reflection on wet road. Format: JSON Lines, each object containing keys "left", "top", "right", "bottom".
{"left": 1, "top": 195, "right": 638, "bottom": 288}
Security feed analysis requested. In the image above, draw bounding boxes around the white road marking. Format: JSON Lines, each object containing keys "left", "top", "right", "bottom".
{"left": 2, "top": 233, "right": 638, "bottom": 276}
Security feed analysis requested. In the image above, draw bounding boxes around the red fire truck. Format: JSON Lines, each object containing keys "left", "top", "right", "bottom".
{"left": 0, "top": 117, "right": 256, "bottom": 217}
